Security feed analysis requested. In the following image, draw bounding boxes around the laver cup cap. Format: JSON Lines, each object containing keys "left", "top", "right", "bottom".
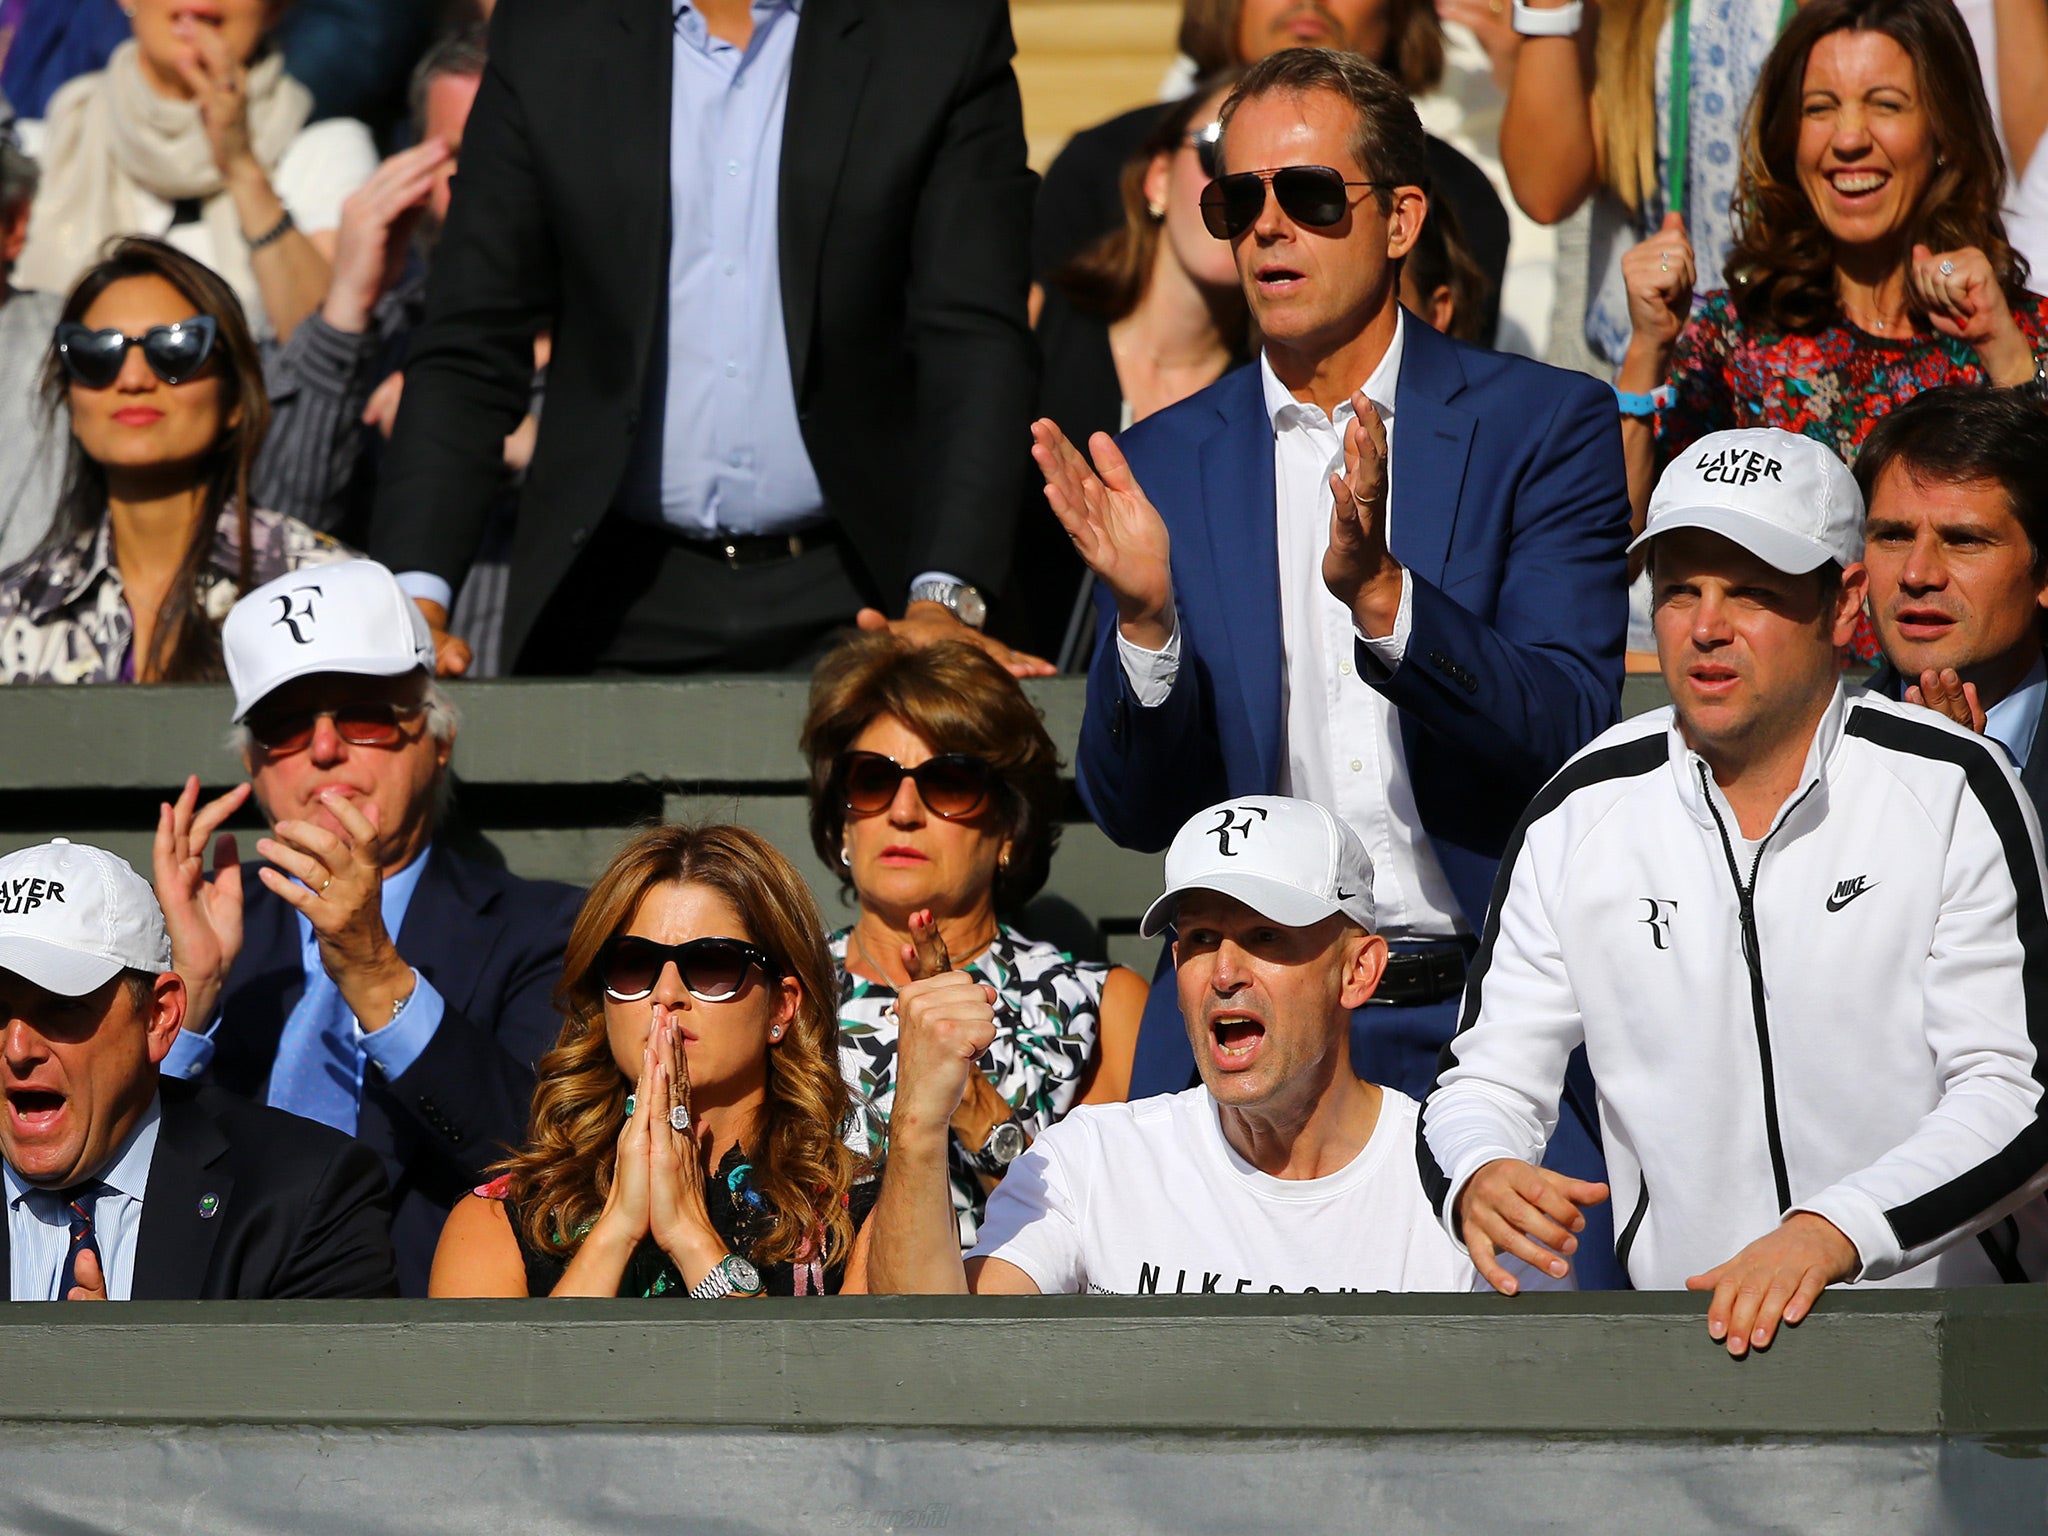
{"left": 1627, "top": 427, "right": 1865, "bottom": 574}
{"left": 1140, "top": 796, "right": 1377, "bottom": 938}
{"left": 223, "top": 559, "right": 435, "bottom": 722}
{"left": 0, "top": 841, "right": 171, "bottom": 997}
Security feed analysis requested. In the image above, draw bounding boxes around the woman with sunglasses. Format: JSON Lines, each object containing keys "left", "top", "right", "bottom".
{"left": 0, "top": 237, "right": 347, "bottom": 685}
{"left": 431, "top": 823, "right": 874, "bottom": 1298}
{"left": 801, "top": 634, "right": 1147, "bottom": 1251}
{"left": 1017, "top": 73, "right": 1249, "bottom": 669}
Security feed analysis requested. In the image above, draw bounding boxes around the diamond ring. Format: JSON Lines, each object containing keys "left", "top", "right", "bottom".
{"left": 1939, "top": 259, "right": 1956, "bottom": 276}
{"left": 669, "top": 1106, "right": 691, "bottom": 1132}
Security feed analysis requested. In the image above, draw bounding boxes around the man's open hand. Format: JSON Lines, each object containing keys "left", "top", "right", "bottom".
{"left": 1456, "top": 1157, "right": 1610, "bottom": 1294}
{"left": 1686, "top": 1212, "right": 1857, "bottom": 1357}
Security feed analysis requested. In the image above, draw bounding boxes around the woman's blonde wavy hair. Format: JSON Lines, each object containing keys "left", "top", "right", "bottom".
{"left": 495, "top": 823, "right": 863, "bottom": 1270}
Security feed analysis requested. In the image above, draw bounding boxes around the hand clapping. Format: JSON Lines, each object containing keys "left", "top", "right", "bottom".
{"left": 1321, "top": 390, "right": 1403, "bottom": 635}
{"left": 1031, "top": 419, "right": 1176, "bottom": 650}
{"left": 891, "top": 909, "right": 999, "bottom": 1135}
{"left": 152, "top": 775, "right": 251, "bottom": 1029}
{"left": 254, "top": 788, "right": 414, "bottom": 1029}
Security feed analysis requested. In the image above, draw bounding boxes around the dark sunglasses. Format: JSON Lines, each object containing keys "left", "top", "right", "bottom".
{"left": 245, "top": 701, "right": 425, "bottom": 757}
{"left": 1199, "top": 166, "right": 1385, "bottom": 240}
{"left": 56, "top": 315, "right": 219, "bottom": 390}
{"left": 599, "top": 935, "right": 780, "bottom": 1003}
{"left": 839, "top": 750, "right": 997, "bottom": 821}
{"left": 1186, "top": 121, "right": 1223, "bottom": 179}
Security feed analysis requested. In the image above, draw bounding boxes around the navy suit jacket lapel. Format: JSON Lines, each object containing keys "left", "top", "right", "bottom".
{"left": 396, "top": 846, "right": 495, "bottom": 1020}
{"left": 1389, "top": 319, "right": 1476, "bottom": 587}
{"left": 219, "top": 877, "right": 306, "bottom": 1100}
{"left": 779, "top": 0, "right": 871, "bottom": 400}
{"left": 131, "top": 1086, "right": 232, "bottom": 1301}
{"left": 1198, "top": 368, "right": 1284, "bottom": 792}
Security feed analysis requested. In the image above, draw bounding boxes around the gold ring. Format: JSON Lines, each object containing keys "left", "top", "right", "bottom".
{"left": 319, "top": 877, "right": 333, "bottom": 895}
{"left": 1351, "top": 491, "right": 1374, "bottom": 508}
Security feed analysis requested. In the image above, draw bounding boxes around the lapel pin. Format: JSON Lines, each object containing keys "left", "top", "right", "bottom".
{"left": 197, "top": 1193, "right": 221, "bottom": 1219}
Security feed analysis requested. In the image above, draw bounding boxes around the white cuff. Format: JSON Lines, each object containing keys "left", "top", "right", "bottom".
{"left": 1786, "top": 1190, "right": 1885, "bottom": 1284}
{"left": 1353, "top": 569, "right": 1413, "bottom": 672}
{"left": 1114, "top": 609, "right": 1181, "bottom": 708}
{"left": 395, "top": 571, "right": 454, "bottom": 613}
{"left": 1512, "top": 0, "right": 1584, "bottom": 34}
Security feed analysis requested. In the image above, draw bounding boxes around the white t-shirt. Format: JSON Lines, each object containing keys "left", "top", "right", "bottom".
{"left": 968, "top": 1086, "right": 1489, "bottom": 1295}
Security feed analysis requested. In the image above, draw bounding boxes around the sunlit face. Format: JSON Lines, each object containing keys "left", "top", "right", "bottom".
{"left": 1172, "top": 892, "right": 1384, "bottom": 1109}
{"left": 1652, "top": 528, "right": 1867, "bottom": 766}
{"left": 0, "top": 970, "right": 180, "bottom": 1190}
{"left": 66, "top": 274, "right": 234, "bottom": 480}
{"left": 1235, "top": 0, "right": 1392, "bottom": 65}
{"left": 600, "top": 882, "right": 798, "bottom": 1101}
{"left": 840, "top": 714, "right": 1010, "bottom": 925}
{"left": 1147, "top": 87, "right": 1242, "bottom": 292}
{"left": 130, "top": 0, "right": 279, "bottom": 86}
{"left": 1794, "top": 28, "right": 1936, "bottom": 254}
{"left": 1219, "top": 89, "right": 1424, "bottom": 362}
{"left": 421, "top": 70, "right": 483, "bottom": 231}
{"left": 1865, "top": 465, "right": 2048, "bottom": 696}
{"left": 246, "top": 671, "right": 449, "bottom": 877}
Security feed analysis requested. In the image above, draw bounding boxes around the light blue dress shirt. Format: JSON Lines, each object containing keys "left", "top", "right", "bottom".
{"left": 6, "top": 1093, "right": 160, "bottom": 1301}
{"left": 162, "top": 844, "right": 446, "bottom": 1087}
{"left": 614, "top": 0, "right": 824, "bottom": 537}
{"left": 1986, "top": 656, "right": 2048, "bottom": 771}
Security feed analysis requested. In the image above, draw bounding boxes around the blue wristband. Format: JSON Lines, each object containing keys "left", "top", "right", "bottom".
{"left": 1612, "top": 382, "right": 1675, "bottom": 418}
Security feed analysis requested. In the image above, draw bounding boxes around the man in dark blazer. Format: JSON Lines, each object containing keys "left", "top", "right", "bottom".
{"left": 1036, "top": 51, "right": 1628, "bottom": 1284}
{"left": 155, "top": 561, "right": 581, "bottom": 1295}
{"left": 0, "top": 840, "right": 395, "bottom": 1301}
{"left": 1856, "top": 386, "right": 2048, "bottom": 824}
{"left": 369, "top": 0, "right": 1043, "bottom": 677}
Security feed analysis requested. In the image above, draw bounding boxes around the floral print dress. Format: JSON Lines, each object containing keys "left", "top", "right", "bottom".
{"left": 1655, "top": 288, "right": 2048, "bottom": 659}
{"left": 831, "top": 925, "right": 1107, "bottom": 1250}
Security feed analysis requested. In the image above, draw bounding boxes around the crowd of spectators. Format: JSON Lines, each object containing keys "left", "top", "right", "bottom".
{"left": 0, "top": 0, "right": 2045, "bottom": 1342}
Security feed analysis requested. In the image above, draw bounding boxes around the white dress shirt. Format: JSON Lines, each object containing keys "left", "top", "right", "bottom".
{"left": 1118, "top": 313, "right": 1469, "bottom": 939}
{"left": 5, "top": 1093, "right": 161, "bottom": 1302}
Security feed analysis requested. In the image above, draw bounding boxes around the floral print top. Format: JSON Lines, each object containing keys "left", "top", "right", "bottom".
{"left": 0, "top": 503, "right": 350, "bottom": 684}
{"left": 1655, "top": 288, "right": 2048, "bottom": 658}
{"left": 831, "top": 925, "right": 1107, "bottom": 1250}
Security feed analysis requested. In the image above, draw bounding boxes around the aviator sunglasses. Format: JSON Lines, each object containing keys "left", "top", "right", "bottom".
{"left": 838, "top": 750, "right": 996, "bottom": 821}
{"left": 245, "top": 701, "right": 426, "bottom": 757}
{"left": 1199, "top": 166, "right": 1386, "bottom": 241}
{"left": 599, "top": 935, "right": 780, "bottom": 1003}
{"left": 56, "top": 315, "right": 220, "bottom": 390}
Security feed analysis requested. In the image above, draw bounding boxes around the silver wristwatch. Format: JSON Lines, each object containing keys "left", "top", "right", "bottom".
{"left": 907, "top": 578, "right": 988, "bottom": 630}
{"left": 689, "top": 1252, "right": 764, "bottom": 1299}
{"left": 970, "top": 1118, "right": 1027, "bottom": 1175}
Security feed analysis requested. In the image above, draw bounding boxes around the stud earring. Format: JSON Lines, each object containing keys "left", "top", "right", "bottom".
{"left": 1147, "top": 199, "right": 1167, "bottom": 220}
{"left": 840, "top": 845, "right": 852, "bottom": 868}
{"left": 770, "top": 1026, "right": 783, "bottom": 1041}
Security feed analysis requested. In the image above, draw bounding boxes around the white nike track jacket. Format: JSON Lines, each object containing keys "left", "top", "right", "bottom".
{"left": 1421, "top": 685, "right": 2048, "bottom": 1288}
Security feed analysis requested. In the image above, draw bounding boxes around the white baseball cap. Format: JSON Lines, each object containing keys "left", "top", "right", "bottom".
{"left": 223, "top": 559, "right": 435, "bottom": 722}
{"left": 0, "top": 841, "right": 171, "bottom": 998}
{"left": 1627, "top": 427, "right": 1865, "bottom": 575}
{"left": 1140, "top": 796, "right": 1377, "bottom": 938}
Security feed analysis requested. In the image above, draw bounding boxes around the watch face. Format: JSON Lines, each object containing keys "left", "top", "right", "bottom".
{"left": 954, "top": 586, "right": 988, "bottom": 628}
{"left": 727, "top": 1255, "right": 763, "bottom": 1292}
{"left": 988, "top": 1121, "right": 1026, "bottom": 1165}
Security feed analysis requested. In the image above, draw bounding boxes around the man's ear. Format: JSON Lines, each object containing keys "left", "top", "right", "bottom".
{"left": 1337, "top": 929, "right": 1389, "bottom": 1012}
{"left": 144, "top": 972, "right": 188, "bottom": 1065}
{"left": 1384, "top": 187, "right": 1428, "bottom": 262}
{"left": 1833, "top": 562, "right": 1871, "bottom": 649}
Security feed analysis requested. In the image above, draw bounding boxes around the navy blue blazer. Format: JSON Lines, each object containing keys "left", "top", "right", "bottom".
{"left": 207, "top": 844, "right": 582, "bottom": 1295}
{"left": 1077, "top": 318, "right": 1631, "bottom": 931}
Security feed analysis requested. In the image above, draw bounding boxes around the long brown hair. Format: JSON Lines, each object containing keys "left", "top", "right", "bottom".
{"left": 1592, "top": 0, "right": 1668, "bottom": 215}
{"left": 1052, "top": 71, "right": 1246, "bottom": 329}
{"left": 1724, "top": 0, "right": 2027, "bottom": 332}
{"left": 496, "top": 824, "right": 863, "bottom": 1270}
{"left": 38, "top": 237, "right": 270, "bottom": 682}
{"left": 1178, "top": 0, "right": 1445, "bottom": 97}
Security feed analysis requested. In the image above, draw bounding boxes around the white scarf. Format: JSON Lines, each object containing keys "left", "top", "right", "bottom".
{"left": 15, "top": 40, "right": 310, "bottom": 329}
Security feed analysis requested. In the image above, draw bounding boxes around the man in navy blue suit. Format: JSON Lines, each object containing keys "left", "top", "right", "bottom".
{"left": 149, "top": 559, "right": 580, "bottom": 1294}
{"left": 1034, "top": 48, "right": 1629, "bottom": 1283}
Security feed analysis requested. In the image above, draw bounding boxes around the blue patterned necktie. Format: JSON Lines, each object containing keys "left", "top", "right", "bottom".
{"left": 60, "top": 1181, "right": 107, "bottom": 1299}
{"left": 267, "top": 963, "right": 361, "bottom": 1135}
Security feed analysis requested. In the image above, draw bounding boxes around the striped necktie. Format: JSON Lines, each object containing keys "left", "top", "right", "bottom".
{"left": 59, "top": 1181, "right": 107, "bottom": 1299}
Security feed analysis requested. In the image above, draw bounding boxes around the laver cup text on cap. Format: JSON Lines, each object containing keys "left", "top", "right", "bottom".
{"left": 0, "top": 879, "right": 66, "bottom": 914}
{"left": 1693, "top": 449, "right": 1785, "bottom": 487}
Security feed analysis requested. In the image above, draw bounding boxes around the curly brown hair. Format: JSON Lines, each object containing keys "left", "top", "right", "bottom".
{"left": 800, "top": 633, "right": 1064, "bottom": 911}
{"left": 494, "top": 824, "right": 863, "bottom": 1270}
{"left": 1724, "top": 0, "right": 2027, "bottom": 334}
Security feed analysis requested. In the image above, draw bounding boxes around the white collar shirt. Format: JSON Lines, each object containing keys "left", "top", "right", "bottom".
{"left": 5, "top": 1091, "right": 161, "bottom": 1302}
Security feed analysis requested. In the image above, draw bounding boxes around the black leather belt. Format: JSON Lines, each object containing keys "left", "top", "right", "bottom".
{"left": 1369, "top": 944, "right": 1471, "bottom": 1006}
{"left": 674, "top": 523, "right": 837, "bottom": 568}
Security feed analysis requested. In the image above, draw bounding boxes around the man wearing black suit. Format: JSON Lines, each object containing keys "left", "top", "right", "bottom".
{"left": 1857, "top": 388, "right": 2048, "bottom": 821}
{"left": 1, "top": 839, "right": 395, "bottom": 1301}
{"left": 155, "top": 561, "right": 581, "bottom": 1295}
{"left": 369, "top": 0, "right": 1044, "bottom": 677}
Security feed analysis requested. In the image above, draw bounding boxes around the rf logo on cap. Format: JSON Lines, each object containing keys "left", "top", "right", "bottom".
{"left": 1207, "top": 804, "right": 1270, "bottom": 857}
{"left": 271, "top": 585, "right": 323, "bottom": 645}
